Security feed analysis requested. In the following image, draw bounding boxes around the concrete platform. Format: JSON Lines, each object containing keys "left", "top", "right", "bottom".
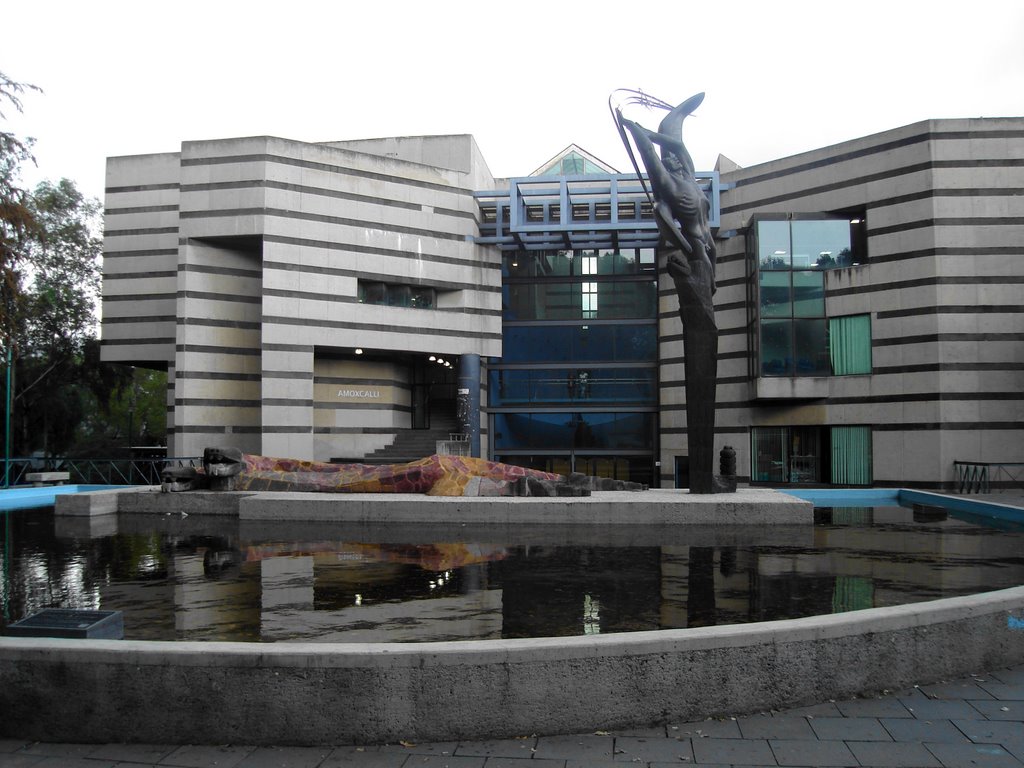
{"left": 57, "top": 485, "right": 813, "bottom": 524}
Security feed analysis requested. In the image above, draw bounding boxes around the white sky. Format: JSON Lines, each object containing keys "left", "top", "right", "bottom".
{"left": 4, "top": 0, "right": 1023, "bottom": 202}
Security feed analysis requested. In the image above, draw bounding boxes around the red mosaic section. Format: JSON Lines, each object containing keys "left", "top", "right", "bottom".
{"left": 235, "top": 454, "right": 563, "bottom": 497}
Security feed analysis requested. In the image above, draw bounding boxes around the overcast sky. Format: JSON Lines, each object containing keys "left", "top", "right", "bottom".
{"left": 4, "top": 0, "right": 1023, "bottom": 202}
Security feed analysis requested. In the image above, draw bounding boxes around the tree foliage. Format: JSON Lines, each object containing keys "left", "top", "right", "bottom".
{"left": 0, "top": 69, "right": 162, "bottom": 457}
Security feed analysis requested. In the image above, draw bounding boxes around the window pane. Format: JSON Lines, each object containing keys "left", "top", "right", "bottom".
{"left": 829, "top": 314, "right": 872, "bottom": 374}
{"left": 614, "top": 324, "right": 658, "bottom": 362}
{"left": 792, "top": 219, "right": 852, "bottom": 270}
{"left": 751, "top": 427, "right": 788, "bottom": 482}
{"left": 760, "top": 319, "right": 792, "bottom": 376}
{"left": 388, "top": 284, "right": 411, "bottom": 307}
{"left": 792, "top": 271, "right": 825, "bottom": 317}
{"left": 794, "top": 319, "right": 828, "bottom": 375}
{"left": 757, "top": 220, "right": 790, "bottom": 269}
{"left": 359, "top": 282, "right": 386, "bottom": 305}
{"left": 410, "top": 286, "right": 434, "bottom": 309}
{"left": 759, "top": 271, "right": 792, "bottom": 317}
{"left": 503, "top": 326, "right": 572, "bottom": 363}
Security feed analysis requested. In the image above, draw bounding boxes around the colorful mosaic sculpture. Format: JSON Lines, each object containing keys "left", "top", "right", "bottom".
{"left": 163, "top": 448, "right": 647, "bottom": 496}
{"left": 234, "top": 452, "right": 564, "bottom": 497}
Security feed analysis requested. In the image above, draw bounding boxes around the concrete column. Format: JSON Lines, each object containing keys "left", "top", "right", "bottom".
{"left": 457, "top": 354, "right": 481, "bottom": 458}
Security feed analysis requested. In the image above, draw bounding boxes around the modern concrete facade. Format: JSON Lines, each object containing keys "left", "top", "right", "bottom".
{"left": 103, "top": 135, "right": 501, "bottom": 460}
{"left": 102, "top": 118, "right": 1024, "bottom": 489}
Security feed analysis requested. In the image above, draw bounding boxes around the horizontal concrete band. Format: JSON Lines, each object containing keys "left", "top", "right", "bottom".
{"left": 61, "top": 486, "right": 814, "bottom": 524}
{"left": 2, "top": 586, "right": 1022, "bottom": 745}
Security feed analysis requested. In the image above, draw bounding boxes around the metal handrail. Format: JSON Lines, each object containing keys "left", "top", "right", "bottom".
{"left": 954, "top": 461, "right": 1024, "bottom": 494}
{"left": 1, "top": 456, "right": 202, "bottom": 487}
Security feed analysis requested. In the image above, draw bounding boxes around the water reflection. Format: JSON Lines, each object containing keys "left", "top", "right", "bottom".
{"left": 2, "top": 506, "right": 1023, "bottom": 643}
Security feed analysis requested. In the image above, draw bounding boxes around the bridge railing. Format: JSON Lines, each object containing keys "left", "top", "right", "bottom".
{"left": 954, "top": 461, "right": 1024, "bottom": 494}
{"left": 1, "top": 456, "right": 202, "bottom": 488}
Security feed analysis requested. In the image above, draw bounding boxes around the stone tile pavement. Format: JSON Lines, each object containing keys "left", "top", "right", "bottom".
{"left": 2, "top": 664, "right": 1023, "bottom": 767}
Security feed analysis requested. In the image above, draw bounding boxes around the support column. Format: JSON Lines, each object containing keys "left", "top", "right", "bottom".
{"left": 457, "top": 354, "right": 481, "bottom": 458}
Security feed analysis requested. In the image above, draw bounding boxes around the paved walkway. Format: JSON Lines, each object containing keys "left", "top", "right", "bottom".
{"left": 3, "top": 664, "right": 1023, "bottom": 767}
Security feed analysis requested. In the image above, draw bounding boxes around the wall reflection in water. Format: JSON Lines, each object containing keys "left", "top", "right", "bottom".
{"left": 2, "top": 506, "right": 1023, "bottom": 643}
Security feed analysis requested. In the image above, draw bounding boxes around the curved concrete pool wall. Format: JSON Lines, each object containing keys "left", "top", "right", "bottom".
{"left": 2, "top": 586, "right": 1024, "bottom": 745}
{"left": 2, "top": 486, "right": 1022, "bottom": 746}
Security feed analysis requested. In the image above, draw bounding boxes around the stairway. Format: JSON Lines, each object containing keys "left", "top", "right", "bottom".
{"left": 360, "top": 406, "right": 461, "bottom": 465}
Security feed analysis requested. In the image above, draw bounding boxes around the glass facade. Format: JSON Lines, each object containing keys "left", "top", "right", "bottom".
{"left": 492, "top": 247, "right": 658, "bottom": 484}
{"left": 748, "top": 216, "right": 865, "bottom": 378}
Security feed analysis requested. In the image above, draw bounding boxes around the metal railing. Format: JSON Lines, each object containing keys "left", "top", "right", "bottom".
{"left": 1, "top": 456, "right": 201, "bottom": 488}
{"left": 954, "top": 461, "right": 1024, "bottom": 494}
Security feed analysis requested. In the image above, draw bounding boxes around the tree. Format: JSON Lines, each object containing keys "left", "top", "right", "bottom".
{"left": 0, "top": 71, "right": 41, "bottom": 349}
{"left": 13, "top": 178, "right": 106, "bottom": 455}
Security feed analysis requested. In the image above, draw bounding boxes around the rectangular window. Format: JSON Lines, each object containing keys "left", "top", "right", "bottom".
{"left": 829, "top": 314, "right": 872, "bottom": 375}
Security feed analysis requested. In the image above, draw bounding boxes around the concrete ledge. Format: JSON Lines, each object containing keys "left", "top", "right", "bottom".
{"left": 238, "top": 487, "right": 811, "bottom": 525}
{"left": 2, "top": 585, "right": 1022, "bottom": 745}
{"left": 54, "top": 488, "right": 126, "bottom": 516}
{"left": 69, "top": 486, "right": 811, "bottom": 524}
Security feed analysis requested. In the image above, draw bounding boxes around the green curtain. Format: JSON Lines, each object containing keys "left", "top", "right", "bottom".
{"left": 831, "top": 426, "right": 872, "bottom": 485}
{"left": 829, "top": 314, "right": 872, "bottom": 375}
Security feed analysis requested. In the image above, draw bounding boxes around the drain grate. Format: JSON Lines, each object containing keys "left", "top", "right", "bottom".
{"left": 6, "top": 608, "right": 124, "bottom": 639}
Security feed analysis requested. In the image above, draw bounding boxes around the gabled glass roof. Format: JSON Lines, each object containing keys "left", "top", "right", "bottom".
{"left": 530, "top": 145, "right": 619, "bottom": 177}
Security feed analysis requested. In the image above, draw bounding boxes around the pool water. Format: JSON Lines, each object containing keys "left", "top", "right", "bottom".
{"left": 2, "top": 504, "right": 1023, "bottom": 643}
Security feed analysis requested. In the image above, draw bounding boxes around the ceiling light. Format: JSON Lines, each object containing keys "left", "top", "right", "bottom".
{"left": 429, "top": 355, "right": 436, "bottom": 361}
{"left": 355, "top": 348, "right": 363, "bottom": 355}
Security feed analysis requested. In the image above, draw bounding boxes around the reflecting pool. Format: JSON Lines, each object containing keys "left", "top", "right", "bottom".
{"left": 2, "top": 505, "right": 1023, "bottom": 643}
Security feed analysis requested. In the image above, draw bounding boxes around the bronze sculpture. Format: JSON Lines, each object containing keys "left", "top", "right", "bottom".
{"left": 613, "top": 91, "right": 732, "bottom": 493}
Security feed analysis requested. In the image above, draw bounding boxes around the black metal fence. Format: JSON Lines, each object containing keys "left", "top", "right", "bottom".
{"left": 954, "top": 461, "right": 1024, "bottom": 494}
{"left": 1, "top": 456, "right": 202, "bottom": 487}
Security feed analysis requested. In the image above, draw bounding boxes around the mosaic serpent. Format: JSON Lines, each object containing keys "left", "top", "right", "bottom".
{"left": 161, "top": 447, "right": 647, "bottom": 497}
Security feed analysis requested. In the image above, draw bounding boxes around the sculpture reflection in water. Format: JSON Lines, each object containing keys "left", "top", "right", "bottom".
{"left": 612, "top": 90, "right": 733, "bottom": 493}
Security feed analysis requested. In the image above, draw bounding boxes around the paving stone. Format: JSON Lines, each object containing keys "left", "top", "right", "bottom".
{"left": 532, "top": 734, "right": 613, "bottom": 761}
{"left": 737, "top": 715, "right": 816, "bottom": 740}
{"left": 981, "top": 683, "right": 1024, "bottom": 701}
{"left": 780, "top": 701, "right": 843, "bottom": 717}
{"left": 668, "top": 719, "right": 742, "bottom": 739}
{"left": 320, "top": 746, "right": 406, "bottom": 768}
{"left": 836, "top": 697, "right": 914, "bottom": 718}
{"left": 22, "top": 759, "right": 115, "bottom": 768}
{"left": 0, "top": 754, "right": 45, "bottom": 767}
{"left": 991, "top": 669, "right": 1024, "bottom": 686}
{"left": 883, "top": 718, "right": 971, "bottom": 743}
{"left": 921, "top": 681, "right": 996, "bottom": 700}
{"left": 612, "top": 736, "right": 692, "bottom": 763}
{"left": 379, "top": 743, "right": 459, "bottom": 756}
{"left": 970, "top": 700, "right": 1024, "bottom": 721}
{"left": 902, "top": 698, "right": 988, "bottom": 721}
{"left": 808, "top": 716, "right": 891, "bottom": 741}
{"left": 159, "top": 744, "right": 256, "bottom": 768}
{"left": 925, "top": 741, "right": 1024, "bottom": 767}
{"left": 608, "top": 725, "right": 666, "bottom": 738}
{"left": 768, "top": 738, "right": 857, "bottom": 766}
{"left": 453, "top": 739, "right": 536, "bottom": 759}
{"left": 234, "top": 746, "right": 333, "bottom": 767}
{"left": 17, "top": 744, "right": 97, "bottom": 759}
{"left": 89, "top": 743, "right": 178, "bottom": 764}
{"left": 564, "top": 760, "right": 618, "bottom": 768}
{"left": 846, "top": 740, "right": 942, "bottom": 767}
{"left": 0, "top": 743, "right": 32, "bottom": 755}
{"left": 397, "top": 756, "right": 485, "bottom": 768}
{"left": 691, "top": 737, "right": 775, "bottom": 765}
{"left": 484, "top": 759, "right": 564, "bottom": 768}
{"left": 953, "top": 719, "right": 1024, "bottom": 744}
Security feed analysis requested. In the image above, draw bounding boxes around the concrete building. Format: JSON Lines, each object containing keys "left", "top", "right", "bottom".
{"left": 101, "top": 118, "right": 1024, "bottom": 490}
